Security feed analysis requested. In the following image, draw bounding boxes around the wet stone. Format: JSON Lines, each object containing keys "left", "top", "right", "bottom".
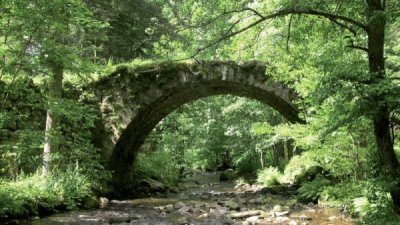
{"left": 174, "top": 201, "right": 186, "bottom": 209}
{"left": 245, "top": 215, "right": 260, "bottom": 223}
{"left": 255, "top": 197, "right": 263, "bottom": 204}
{"left": 275, "top": 210, "right": 289, "bottom": 217}
{"left": 238, "top": 198, "right": 246, "bottom": 204}
{"left": 224, "top": 200, "right": 240, "bottom": 211}
{"left": 197, "top": 213, "right": 209, "bottom": 219}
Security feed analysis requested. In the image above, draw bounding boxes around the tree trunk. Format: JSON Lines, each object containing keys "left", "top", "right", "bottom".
{"left": 366, "top": 0, "right": 400, "bottom": 208}
{"left": 42, "top": 62, "right": 63, "bottom": 176}
{"left": 283, "top": 139, "right": 289, "bottom": 163}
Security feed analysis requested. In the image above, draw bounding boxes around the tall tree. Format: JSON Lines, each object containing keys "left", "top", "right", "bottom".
{"left": 1, "top": 0, "right": 105, "bottom": 175}
{"left": 161, "top": 0, "right": 400, "bottom": 207}
{"left": 85, "top": 0, "right": 172, "bottom": 63}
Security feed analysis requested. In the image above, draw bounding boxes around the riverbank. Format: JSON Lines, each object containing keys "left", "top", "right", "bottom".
{"left": 19, "top": 171, "right": 356, "bottom": 225}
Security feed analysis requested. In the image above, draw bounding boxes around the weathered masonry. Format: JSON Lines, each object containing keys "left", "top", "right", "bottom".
{"left": 93, "top": 60, "right": 303, "bottom": 193}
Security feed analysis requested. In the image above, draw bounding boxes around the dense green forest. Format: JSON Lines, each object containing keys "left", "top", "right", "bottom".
{"left": 1, "top": 0, "right": 400, "bottom": 224}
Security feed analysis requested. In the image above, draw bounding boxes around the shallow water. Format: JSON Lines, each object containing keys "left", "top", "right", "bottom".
{"left": 21, "top": 172, "right": 357, "bottom": 225}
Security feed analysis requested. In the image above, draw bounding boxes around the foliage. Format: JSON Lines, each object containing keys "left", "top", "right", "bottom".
{"left": 318, "top": 180, "right": 400, "bottom": 225}
{"left": 319, "top": 182, "right": 365, "bottom": 208}
{"left": 297, "top": 175, "right": 331, "bottom": 203}
{"left": 0, "top": 166, "right": 94, "bottom": 220}
{"left": 0, "top": 0, "right": 400, "bottom": 221}
{"left": 92, "top": 0, "right": 173, "bottom": 62}
{"left": 358, "top": 202, "right": 400, "bottom": 225}
{"left": 0, "top": 0, "right": 106, "bottom": 76}
{"left": 0, "top": 78, "right": 45, "bottom": 177}
{"left": 0, "top": 78, "right": 111, "bottom": 190}
{"left": 257, "top": 167, "right": 283, "bottom": 187}
{"left": 134, "top": 150, "right": 180, "bottom": 187}
{"left": 282, "top": 153, "right": 320, "bottom": 185}
{"left": 49, "top": 97, "right": 111, "bottom": 188}
{"left": 141, "top": 95, "right": 289, "bottom": 177}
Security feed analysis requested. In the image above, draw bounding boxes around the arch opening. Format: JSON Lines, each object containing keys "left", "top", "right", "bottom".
{"left": 135, "top": 94, "right": 292, "bottom": 188}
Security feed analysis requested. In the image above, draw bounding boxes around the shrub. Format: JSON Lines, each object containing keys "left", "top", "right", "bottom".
{"left": 234, "top": 152, "right": 261, "bottom": 176}
{"left": 358, "top": 204, "right": 400, "bottom": 225}
{"left": 355, "top": 179, "right": 400, "bottom": 225}
{"left": 283, "top": 153, "right": 322, "bottom": 185}
{"left": 0, "top": 166, "right": 95, "bottom": 221}
{"left": 316, "top": 180, "right": 400, "bottom": 224}
{"left": 134, "top": 150, "right": 180, "bottom": 187}
{"left": 319, "top": 182, "right": 364, "bottom": 208}
{"left": 297, "top": 175, "right": 331, "bottom": 203}
{"left": 257, "top": 167, "right": 283, "bottom": 187}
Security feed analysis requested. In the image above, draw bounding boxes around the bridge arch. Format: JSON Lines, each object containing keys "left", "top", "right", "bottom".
{"left": 94, "top": 60, "right": 303, "bottom": 193}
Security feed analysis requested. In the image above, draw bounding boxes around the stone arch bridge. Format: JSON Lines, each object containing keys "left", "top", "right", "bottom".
{"left": 93, "top": 60, "right": 303, "bottom": 193}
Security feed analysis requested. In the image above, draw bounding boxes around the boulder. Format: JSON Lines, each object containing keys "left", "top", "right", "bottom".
{"left": 82, "top": 196, "right": 100, "bottom": 209}
{"left": 223, "top": 200, "right": 240, "bottom": 211}
{"left": 174, "top": 201, "right": 186, "bottom": 209}
{"left": 219, "top": 169, "right": 237, "bottom": 181}
{"left": 137, "top": 178, "right": 167, "bottom": 195}
{"left": 255, "top": 197, "right": 263, "bottom": 204}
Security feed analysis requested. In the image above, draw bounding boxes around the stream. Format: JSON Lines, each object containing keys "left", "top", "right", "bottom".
{"left": 21, "top": 172, "right": 357, "bottom": 225}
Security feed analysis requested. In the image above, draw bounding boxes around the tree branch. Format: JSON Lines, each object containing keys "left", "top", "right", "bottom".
{"left": 178, "top": 8, "right": 254, "bottom": 30}
{"left": 243, "top": 7, "right": 265, "bottom": 19}
{"left": 187, "top": 7, "right": 368, "bottom": 59}
{"left": 270, "top": 8, "right": 368, "bottom": 31}
{"left": 347, "top": 39, "right": 369, "bottom": 52}
{"left": 191, "top": 17, "right": 265, "bottom": 58}
{"left": 347, "top": 44, "right": 369, "bottom": 52}
{"left": 286, "top": 15, "right": 293, "bottom": 53}
{"left": 328, "top": 18, "right": 357, "bottom": 36}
